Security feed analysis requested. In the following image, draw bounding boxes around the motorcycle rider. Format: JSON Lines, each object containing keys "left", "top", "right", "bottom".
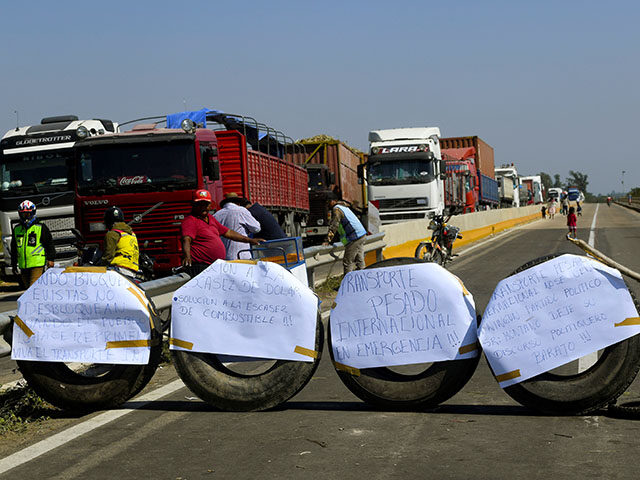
{"left": 11, "top": 200, "right": 56, "bottom": 287}
{"left": 607, "top": 196, "right": 612, "bottom": 207}
{"left": 101, "top": 206, "right": 139, "bottom": 278}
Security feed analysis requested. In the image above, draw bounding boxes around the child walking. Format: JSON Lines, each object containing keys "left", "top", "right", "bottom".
{"left": 567, "top": 206, "right": 577, "bottom": 238}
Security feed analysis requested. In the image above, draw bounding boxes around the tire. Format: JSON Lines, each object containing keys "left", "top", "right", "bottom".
{"left": 414, "top": 242, "right": 431, "bottom": 261}
{"left": 331, "top": 257, "right": 480, "bottom": 409}
{"left": 17, "top": 297, "right": 163, "bottom": 412}
{"left": 171, "top": 315, "right": 324, "bottom": 411}
{"left": 501, "top": 255, "right": 640, "bottom": 415}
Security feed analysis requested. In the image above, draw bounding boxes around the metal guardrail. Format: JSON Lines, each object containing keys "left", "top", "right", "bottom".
{"left": 303, "top": 232, "right": 386, "bottom": 286}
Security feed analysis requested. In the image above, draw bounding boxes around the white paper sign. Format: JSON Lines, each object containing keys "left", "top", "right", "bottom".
{"left": 330, "top": 263, "right": 478, "bottom": 369}
{"left": 170, "top": 260, "right": 318, "bottom": 362}
{"left": 12, "top": 268, "right": 153, "bottom": 365}
{"left": 479, "top": 254, "right": 640, "bottom": 387}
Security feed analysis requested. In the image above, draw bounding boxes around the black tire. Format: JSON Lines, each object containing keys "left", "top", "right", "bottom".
{"left": 171, "top": 315, "right": 324, "bottom": 411}
{"left": 331, "top": 257, "right": 480, "bottom": 409}
{"left": 17, "top": 294, "right": 163, "bottom": 412}
{"left": 414, "top": 242, "right": 431, "bottom": 261}
{"left": 501, "top": 254, "right": 640, "bottom": 415}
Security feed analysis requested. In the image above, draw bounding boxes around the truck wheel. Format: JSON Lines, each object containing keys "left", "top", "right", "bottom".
{"left": 332, "top": 257, "right": 480, "bottom": 409}
{"left": 17, "top": 336, "right": 161, "bottom": 412}
{"left": 171, "top": 315, "right": 324, "bottom": 411}
{"left": 501, "top": 255, "right": 640, "bottom": 415}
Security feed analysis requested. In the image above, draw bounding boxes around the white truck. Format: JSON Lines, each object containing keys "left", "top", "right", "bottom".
{"left": 358, "top": 127, "right": 445, "bottom": 224}
{"left": 0, "top": 115, "right": 117, "bottom": 280}
{"left": 494, "top": 164, "right": 521, "bottom": 208}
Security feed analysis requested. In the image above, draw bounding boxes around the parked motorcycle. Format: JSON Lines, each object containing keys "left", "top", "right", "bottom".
{"left": 414, "top": 212, "right": 462, "bottom": 267}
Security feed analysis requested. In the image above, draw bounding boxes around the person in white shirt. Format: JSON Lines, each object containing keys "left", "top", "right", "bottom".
{"left": 214, "top": 194, "right": 262, "bottom": 260}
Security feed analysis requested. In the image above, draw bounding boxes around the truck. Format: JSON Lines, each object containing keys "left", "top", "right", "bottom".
{"left": 494, "top": 164, "right": 522, "bottom": 207}
{"left": 546, "top": 187, "right": 563, "bottom": 202}
{"left": 566, "top": 187, "right": 584, "bottom": 203}
{"left": 73, "top": 110, "right": 309, "bottom": 275}
{"left": 442, "top": 145, "right": 499, "bottom": 210}
{"left": 520, "top": 176, "right": 544, "bottom": 204}
{"left": 440, "top": 136, "right": 495, "bottom": 178}
{"left": 285, "top": 136, "right": 365, "bottom": 244}
{"left": 0, "top": 115, "right": 117, "bottom": 280}
{"left": 358, "top": 127, "right": 445, "bottom": 224}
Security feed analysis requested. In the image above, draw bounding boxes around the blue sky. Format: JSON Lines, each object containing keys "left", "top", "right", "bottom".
{"left": 1, "top": 1, "right": 638, "bottom": 194}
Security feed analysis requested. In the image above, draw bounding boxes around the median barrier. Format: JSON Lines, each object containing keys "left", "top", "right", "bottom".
{"left": 381, "top": 205, "right": 541, "bottom": 258}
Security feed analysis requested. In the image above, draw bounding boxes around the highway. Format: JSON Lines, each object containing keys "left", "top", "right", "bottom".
{"left": 2, "top": 202, "right": 640, "bottom": 479}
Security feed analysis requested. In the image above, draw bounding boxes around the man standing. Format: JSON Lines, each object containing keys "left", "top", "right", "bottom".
{"left": 11, "top": 200, "right": 55, "bottom": 287}
{"left": 234, "top": 197, "right": 286, "bottom": 240}
{"left": 181, "top": 190, "right": 262, "bottom": 277}
{"left": 323, "top": 196, "right": 367, "bottom": 274}
{"left": 101, "top": 206, "right": 139, "bottom": 278}
{"left": 214, "top": 194, "right": 262, "bottom": 260}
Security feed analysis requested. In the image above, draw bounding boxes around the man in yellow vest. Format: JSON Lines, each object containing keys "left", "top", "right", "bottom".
{"left": 11, "top": 200, "right": 56, "bottom": 287}
{"left": 101, "top": 206, "right": 139, "bottom": 278}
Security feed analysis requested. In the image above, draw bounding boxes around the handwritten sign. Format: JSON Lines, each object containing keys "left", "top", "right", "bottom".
{"left": 478, "top": 254, "right": 640, "bottom": 387}
{"left": 330, "top": 263, "right": 478, "bottom": 369}
{"left": 170, "top": 260, "right": 318, "bottom": 361}
{"left": 12, "top": 268, "right": 153, "bottom": 365}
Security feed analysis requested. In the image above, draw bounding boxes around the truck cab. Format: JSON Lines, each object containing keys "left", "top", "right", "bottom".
{"left": 360, "top": 127, "right": 445, "bottom": 224}
{"left": 302, "top": 163, "right": 334, "bottom": 240}
{"left": 0, "top": 115, "right": 117, "bottom": 279}
{"left": 494, "top": 164, "right": 521, "bottom": 208}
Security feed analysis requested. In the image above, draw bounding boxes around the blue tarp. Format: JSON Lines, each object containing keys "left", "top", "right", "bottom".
{"left": 166, "top": 108, "right": 286, "bottom": 158}
{"left": 166, "top": 108, "right": 223, "bottom": 129}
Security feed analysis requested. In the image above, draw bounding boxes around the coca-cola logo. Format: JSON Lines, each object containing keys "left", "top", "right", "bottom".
{"left": 118, "top": 175, "right": 148, "bottom": 186}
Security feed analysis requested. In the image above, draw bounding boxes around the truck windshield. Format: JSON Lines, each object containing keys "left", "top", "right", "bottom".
{"left": 307, "top": 169, "right": 326, "bottom": 190}
{"left": 367, "top": 159, "right": 434, "bottom": 186}
{"left": 76, "top": 142, "right": 197, "bottom": 195}
{"left": 0, "top": 149, "right": 72, "bottom": 197}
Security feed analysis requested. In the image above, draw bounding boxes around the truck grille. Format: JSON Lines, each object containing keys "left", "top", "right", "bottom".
{"left": 378, "top": 197, "right": 429, "bottom": 210}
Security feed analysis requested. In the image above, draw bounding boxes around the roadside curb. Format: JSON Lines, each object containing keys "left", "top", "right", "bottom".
{"left": 381, "top": 211, "right": 542, "bottom": 259}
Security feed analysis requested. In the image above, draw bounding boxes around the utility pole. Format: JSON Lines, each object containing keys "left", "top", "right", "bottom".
{"left": 622, "top": 170, "right": 626, "bottom": 194}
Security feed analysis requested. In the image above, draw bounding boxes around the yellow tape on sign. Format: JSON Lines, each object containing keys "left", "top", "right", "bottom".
{"left": 13, "top": 315, "right": 34, "bottom": 338}
{"left": 170, "top": 338, "right": 194, "bottom": 350}
{"left": 458, "top": 342, "right": 479, "bottom": 355}
{"left": 334, "top": 362, "right": 361, "bottom": 376}
{"left": 63, "top": 266, "right": 108, "bottom": 273}
{"left": 106, "top": 339, "right": 151, "bottom": 349}
{"left": 614, "top": 317, "right": 640, "bottom": 327}
{"left": 127, "top": 287, "right": 155, "bottom": 330}
{"left": 450, "top": 273, "right": 470, "bottom": 296}
{"left": 294, "top": 345, "right": 319, "bottom": 359}
{"left": 495, "top": 369, "right": 521, "bottom": 383}
{"left": 228, "top": 259, "right": 259, "bottom": 265}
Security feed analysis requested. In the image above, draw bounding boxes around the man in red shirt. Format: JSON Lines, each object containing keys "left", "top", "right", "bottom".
{"left": 181, "top": 190, "right": 263, "bottom": 276}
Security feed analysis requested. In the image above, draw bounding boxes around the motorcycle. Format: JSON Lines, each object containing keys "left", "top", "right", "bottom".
{"left": 71, "top": 228, "right": 154, "bottom": 283}
{"left": 414, "top": 212, "right": 463, "bottom": 267}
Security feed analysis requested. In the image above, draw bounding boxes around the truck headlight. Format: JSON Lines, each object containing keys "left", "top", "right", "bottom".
{"left": 76, "top": 126, "right": 89, "bottom": 138}
{"left": 317, "top": 219, "right": 324, "bottom": 225}
{"left": 181, "top": 119, "right": 195, "bottom": 133}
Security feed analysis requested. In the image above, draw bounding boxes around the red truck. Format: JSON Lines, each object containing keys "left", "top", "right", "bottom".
{"left": 73, "top": 112, "right": 309, "bottom": 275}
{"left": 286, "top": 136, "right": 365, "bottom": 244}
{"left": 441, "top": 137, "right": 499, "bottom": 211}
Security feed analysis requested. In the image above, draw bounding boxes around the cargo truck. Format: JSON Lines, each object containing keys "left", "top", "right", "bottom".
{"left": 285, "top": 136, "right": 365, "bottom": 244}
{"left": 0, "top": 115, "right": 117, "bottom": 280}
{"left": 74, "top": 110, "right": 309, "bottom": 275}
{"left": 440, "top": 136, "right": 495, "bottom": 178}
{"left": 494, "top": 164, "right": 521, "bottom": 207}
{"left": 358, "top": 127, "right": 445, "bottom": 224}
{"left": 442, "top": 145, "right": 499, "bottom": 210}
{"left": 520, "top": 176, "right": 544, "bottom": 204}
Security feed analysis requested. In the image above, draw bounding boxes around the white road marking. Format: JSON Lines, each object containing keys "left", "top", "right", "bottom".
{"left": 0, "top": 378, "right": 186, "bottom": 475}
{"left": 579, "top": 203, "right": 600, "bottom": 373}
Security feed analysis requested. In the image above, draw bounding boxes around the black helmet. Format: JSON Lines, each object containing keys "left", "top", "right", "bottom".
{"left": 104, "top": 206, "right": 125, "bottom": 227}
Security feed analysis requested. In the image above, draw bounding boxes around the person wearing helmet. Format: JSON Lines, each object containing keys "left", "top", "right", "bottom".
{"left": 181, "top": 189, "right": 264, "bottom": 277}
{"left": 101, "top": 206, "right": 139, "bottom": 277}
{"left": 11, "top": 200, "right": 55, "bottom": 287}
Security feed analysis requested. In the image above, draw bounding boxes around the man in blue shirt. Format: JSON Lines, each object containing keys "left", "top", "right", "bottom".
{"left": 323, "top": 195, "right": 367, "bottom": 274}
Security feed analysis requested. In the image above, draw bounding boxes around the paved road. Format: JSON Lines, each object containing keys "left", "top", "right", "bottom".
{"left": 3, "top": 203, "right": 640, "bottom": 479}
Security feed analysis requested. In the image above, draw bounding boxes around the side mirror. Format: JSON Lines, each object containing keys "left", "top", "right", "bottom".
{"left": 357, "top": 164, "right": 365, "bottom": 185}
{"left": 329, "top": 172, "right": 336, "bottom": 185}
